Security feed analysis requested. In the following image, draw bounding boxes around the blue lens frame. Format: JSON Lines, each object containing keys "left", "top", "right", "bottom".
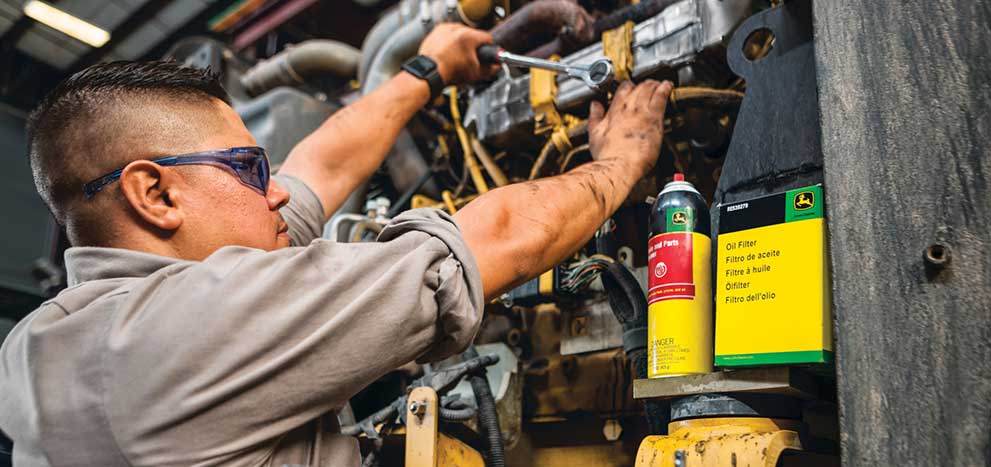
{"left": 83, "top": 147, "right": 271, "bottom": 199}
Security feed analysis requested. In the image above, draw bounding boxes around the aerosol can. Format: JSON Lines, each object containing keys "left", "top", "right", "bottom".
{"left": 647, "top": 174, "right": 712, "bottom": 378}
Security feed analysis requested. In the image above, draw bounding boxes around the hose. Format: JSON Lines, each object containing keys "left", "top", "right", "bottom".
{"left": 470, "top": 135, "right": 509, "bottom": 187}
{"left": 450, "top": 88, "right": 490, "bottom": 194}
{"left": 489, "top": 0, "right": 595, "bottom": 56}
{"left": 528, "top": 120, "right": 588, "bottom": 180}
{"left": 669, "top": 87, "right": 746, "bottom": 111}
{"left": 463, "top": 347, "right": 505, "bottom": 467}
{"left": 439, "top": 405, "right": 478, "bottom": 421}
{"left": 240, "top": 40, "right": 360, "bottom": 97}
{"left": 598, "top": 261, "right": 668, "bottom": 434}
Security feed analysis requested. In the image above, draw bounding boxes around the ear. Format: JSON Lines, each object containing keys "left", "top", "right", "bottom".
{"left": 119, "top": 160, "right": 184, "bottom": 231}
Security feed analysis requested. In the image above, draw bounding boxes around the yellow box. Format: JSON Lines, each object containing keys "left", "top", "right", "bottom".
{"left": 715, "top": 185, "right": 832, "bottom": 367}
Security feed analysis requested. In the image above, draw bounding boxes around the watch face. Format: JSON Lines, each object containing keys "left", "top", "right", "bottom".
{"left": 406, "top": 56, "right": 436, "bottom": 77}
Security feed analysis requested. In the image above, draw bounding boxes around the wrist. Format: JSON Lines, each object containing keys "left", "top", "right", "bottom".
{"left": 401, "top": 55, "right": 445, "bottom": 101}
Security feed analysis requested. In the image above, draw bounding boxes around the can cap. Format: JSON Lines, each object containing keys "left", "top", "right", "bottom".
{"left": 659, "top": 173, "right": 700, "bottom": 197}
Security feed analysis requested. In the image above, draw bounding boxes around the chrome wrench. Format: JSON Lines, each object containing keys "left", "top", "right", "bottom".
{"left": 477, "top": 45, "right": 614, "bottom": 91}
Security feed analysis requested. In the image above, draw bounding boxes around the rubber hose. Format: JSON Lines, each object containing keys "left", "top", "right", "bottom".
{"left": 463, "top": 347, "right": 505, "bottom": 467}
{"left": 439, "top": 406, "right": 478, "bottom": 421}
{"left": 599, "top": 262, "right": 668, "bottom": 434}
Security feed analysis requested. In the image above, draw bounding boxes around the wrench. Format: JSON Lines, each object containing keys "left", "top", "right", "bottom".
{"left": 477, "top": 44, "right": 614, "bottom": 91}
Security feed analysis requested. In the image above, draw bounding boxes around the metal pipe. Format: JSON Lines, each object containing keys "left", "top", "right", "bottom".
{"left": 241, "top": 40, "right": 360, "bottom": 96}
{"left": 470, "top": 135, "right": 509, "bottom": 187}
{"left": 362, "top": 19, "right": 429, "bottom": 96}
{"left": 449, "top": 87, "right": 489, "bottom": 194}
{"left": 489, "top": 0, "right": 595, "bottom": 55}
{"left": 358, "top": 6, "right": 404, "bottom": 84}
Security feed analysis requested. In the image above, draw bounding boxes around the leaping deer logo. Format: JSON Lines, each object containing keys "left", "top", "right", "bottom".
{"left": 794, "top": 191, "right": 814, "bottom": 210}
{"left": 672, "top": 211, "right": 688, "bottom": 224}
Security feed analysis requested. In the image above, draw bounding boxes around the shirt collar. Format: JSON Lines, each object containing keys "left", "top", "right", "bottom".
{"left": 65, "top": 247, "right": 191, "bottom": 286}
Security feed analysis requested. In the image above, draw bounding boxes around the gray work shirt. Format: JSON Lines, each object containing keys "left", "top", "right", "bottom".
{"left": 0, "top": 175, "right": 484, "bottom": 466}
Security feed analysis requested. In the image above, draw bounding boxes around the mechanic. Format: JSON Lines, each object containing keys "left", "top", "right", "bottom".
{"left": 0, "top": 24, "right": 673, "bottom": 466}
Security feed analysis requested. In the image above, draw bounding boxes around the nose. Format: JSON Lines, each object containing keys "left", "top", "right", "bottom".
{"left": 266, "top": 179, "right": 290, "bottom": 210}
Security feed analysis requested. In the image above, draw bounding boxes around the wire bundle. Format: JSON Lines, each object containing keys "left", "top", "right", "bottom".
{"left": 561, "top": 254, "right": 615, "bottom": 292}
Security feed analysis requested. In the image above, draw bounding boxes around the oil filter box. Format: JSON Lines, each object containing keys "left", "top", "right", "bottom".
{"left": 715, "top": 184, "right": 832, "bottom": 367}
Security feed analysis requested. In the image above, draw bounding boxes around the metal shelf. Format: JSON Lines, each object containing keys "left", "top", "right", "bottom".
{"left": 633, "top": 367, "right": 825, "bottom": 401}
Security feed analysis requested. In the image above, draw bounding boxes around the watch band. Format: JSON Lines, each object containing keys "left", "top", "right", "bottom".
{"left": 401, "top": 55, "right": 445, "bottom": 101}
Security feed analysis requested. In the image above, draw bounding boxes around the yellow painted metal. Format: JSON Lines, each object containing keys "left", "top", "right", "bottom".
{"left": 406, "top": 387, "right": 440, "bottom": 467}
{"left": 411, "top": 194, "right": 478, "bottom": 212}
{"left": 441, "top": 191, "right": 459, "bottom": 215}
{"left": 437, "top": 433, "right": 485, "bottom": 467}
{"left": 457, "top": 0, "right": 494, "bottom": 25}
{"left": 635, "top": 417, "right": 803, "bottom": 467}
{"left": 449, "top": 87, "right": 490, "bottom": 194}
{"left": 602, "top": 21, "right": 635, "bottom": 81}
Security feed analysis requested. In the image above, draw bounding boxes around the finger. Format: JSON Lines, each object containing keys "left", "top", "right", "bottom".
{"left": 613, "top": 80, "right": 635, "bottom": 102}
{"left": 466, "top": 28, "right": 494, "bottom": 46}
{"left": 588, "top": 100, "right": 605, "bottom": 132}
{"left": 648, "top": 80, "right": 675, "bottom": 116}
{"left": 631, "top": 80, "right": 661, "bottom": 105}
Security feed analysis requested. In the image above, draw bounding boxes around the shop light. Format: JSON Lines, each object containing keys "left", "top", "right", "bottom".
{"left": 23, "top": 0, "right": 110, "bottom": 48}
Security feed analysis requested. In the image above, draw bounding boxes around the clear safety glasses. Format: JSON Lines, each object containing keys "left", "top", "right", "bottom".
{"left": 83, "top": 146, "right": 271, "bottom": 199}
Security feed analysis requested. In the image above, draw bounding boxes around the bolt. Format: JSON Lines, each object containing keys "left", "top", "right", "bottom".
{"left": 409, "top": 401, "right": 425, "bottom": 417}
{"left": 602, "top": 419, "right": 622, "bottom": 441}
{"left": 924, "top": 244, "right": 950, "bottom": 270}
{"left": 570, "top": 316, "right": 588, "bottom": 336}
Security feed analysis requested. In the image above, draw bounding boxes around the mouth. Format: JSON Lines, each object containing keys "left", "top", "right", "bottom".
{"left": 277, "top": 222, "right": 289, "bottom": 236}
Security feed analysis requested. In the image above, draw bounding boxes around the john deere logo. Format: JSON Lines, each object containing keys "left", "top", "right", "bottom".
{"left": 794, "top": 191, "right": 815, "bottom": 210}
{"left": 672, "top": 211, "right": 688, "bottom": 224}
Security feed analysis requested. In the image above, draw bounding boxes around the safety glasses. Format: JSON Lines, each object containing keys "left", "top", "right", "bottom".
{"left": 83, "top": 146, "right": 271, "bottom": 199}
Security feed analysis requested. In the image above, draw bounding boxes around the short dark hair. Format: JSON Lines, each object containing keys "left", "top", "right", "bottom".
{"left": 26, "top": 60, "right": 231, "bottom": 224}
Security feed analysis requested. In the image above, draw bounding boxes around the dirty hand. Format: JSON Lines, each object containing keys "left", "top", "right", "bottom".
{"left": 419, "top": 24, "right": 500, "bottom": 86}
{"left": 588, "top": 80, "right": 674, "bottom": 178}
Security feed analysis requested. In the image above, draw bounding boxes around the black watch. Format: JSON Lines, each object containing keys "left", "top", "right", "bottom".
{"left": 401, "top": 55, "right": 445, "bottom": 101}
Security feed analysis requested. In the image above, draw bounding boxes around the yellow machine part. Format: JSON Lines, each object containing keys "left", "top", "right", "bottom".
{"left": 405, "top": 386, "right": 485, "bottom": 467}
{"left": 635, "top": 417, "right": 802, "bottom": 467}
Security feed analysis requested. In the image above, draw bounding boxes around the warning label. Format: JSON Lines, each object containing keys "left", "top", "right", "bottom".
{"left": 647, "top": 232, "right": 695, "bottom": 304}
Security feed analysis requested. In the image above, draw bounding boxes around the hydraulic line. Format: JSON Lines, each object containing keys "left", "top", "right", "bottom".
{"left": 449, "top": 88, "right": 490, "bottom": 194}
{"left": 470, "top": 135, "right": 509, "bottom": 187}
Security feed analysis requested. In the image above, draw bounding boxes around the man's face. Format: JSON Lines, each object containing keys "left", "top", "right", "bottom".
{"left": 104, "top": 97, "right": 292, "bottom": 256}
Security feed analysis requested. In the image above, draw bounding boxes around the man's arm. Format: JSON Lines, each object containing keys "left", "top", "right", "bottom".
{"left": 278, "top": 25, "right": 497, "bottom": 218}
{"left": 454, "top": 80, "right": 674, "bottom": 300}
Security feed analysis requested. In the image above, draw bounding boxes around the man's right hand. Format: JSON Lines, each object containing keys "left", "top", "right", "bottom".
{"left": 419, "top": 24, "right": 500, "bottom": 86}
{"left": 588, "top": 80, "right": 674, "bottom": 180}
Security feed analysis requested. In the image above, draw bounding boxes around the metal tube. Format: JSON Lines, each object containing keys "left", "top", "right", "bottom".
{"left": 241, "top": 40, "right": 360, "bottom": 97}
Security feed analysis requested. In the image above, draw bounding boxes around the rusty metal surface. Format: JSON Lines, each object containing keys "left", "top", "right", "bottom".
{"left": 559, "top": 297, "right": 624, "bottom": 356}
{"left": 437, "top": 433, "right": 485, "bottom": 467}
{"left": 635, "top": 417, "right": 805, "bottom": 467}
{"left": 490, "top": 0, "right": 595, "bottom": 55}
{"left": 632, "top": 367, "right": 821, "bottom": 400}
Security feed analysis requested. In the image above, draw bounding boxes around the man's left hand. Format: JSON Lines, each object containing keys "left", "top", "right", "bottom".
{"left": 419, "top": 24, "right": 500, "bottom": 86}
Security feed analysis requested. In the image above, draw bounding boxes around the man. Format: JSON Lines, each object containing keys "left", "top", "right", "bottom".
{"left": 0, "top": 24, "right": 672, "bottom": 466}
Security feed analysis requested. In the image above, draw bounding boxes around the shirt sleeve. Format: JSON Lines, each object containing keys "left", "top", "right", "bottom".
{"left": 102, "top": 208, "right": 484, "bottom": 465}
{"left": 273, "top": 173, "right": 325, "bottom": 246}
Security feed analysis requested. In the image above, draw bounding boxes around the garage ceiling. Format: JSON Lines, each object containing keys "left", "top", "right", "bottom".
{"left": 0, "top": 0, "right": 218, "bottom": 69}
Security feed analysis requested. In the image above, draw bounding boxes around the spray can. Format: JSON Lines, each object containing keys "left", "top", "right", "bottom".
{"left": 647, "top": 174, "right": 712, "bottom": 378}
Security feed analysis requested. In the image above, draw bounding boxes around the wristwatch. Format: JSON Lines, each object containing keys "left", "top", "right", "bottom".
{"left": 401, "top": 55, "right": 445, "bottom": 101}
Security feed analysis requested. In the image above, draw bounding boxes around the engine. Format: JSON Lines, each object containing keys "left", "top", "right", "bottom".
{"left": 164, "top": 1, "right": 783, "bottom": 464}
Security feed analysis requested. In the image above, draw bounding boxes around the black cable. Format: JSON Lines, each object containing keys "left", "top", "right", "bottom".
{"left": 463, "top": 347, "right": 506, "bottom": 467}
{"left": 439, "top": 406, "right": 478, "bottom": 422}
{"left": 599, "top": 261, "right": 668, "bottom": 434}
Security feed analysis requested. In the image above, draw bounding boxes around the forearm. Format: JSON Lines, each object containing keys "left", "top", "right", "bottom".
{"left": 454, "top": 158, "right": 643, "bottom": 300}
{"left": 278, "top": 72, "right": 430, "bottom": 218}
